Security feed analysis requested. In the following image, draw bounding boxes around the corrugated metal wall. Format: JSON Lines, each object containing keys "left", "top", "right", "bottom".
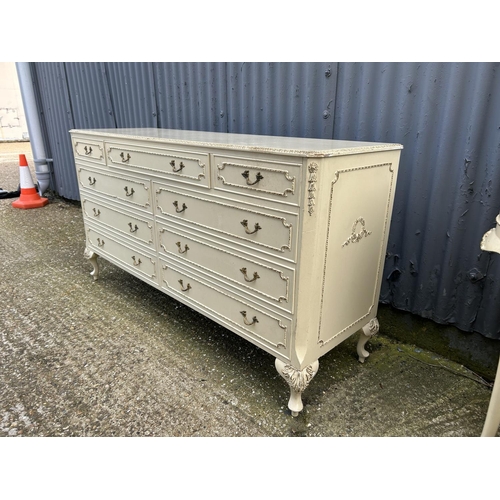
{"left": 30, "top": 62, "right": 500, "bottom": 340}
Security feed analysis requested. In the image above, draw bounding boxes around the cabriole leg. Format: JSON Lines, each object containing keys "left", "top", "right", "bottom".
{"left": 84, "top": 247, "right": 100, "bottom": 280}
{"left": 275, "top": 359, "right": 319, "bottom": 417}
{"left": 357, "top": 317, "right": 379, "bottom": 363}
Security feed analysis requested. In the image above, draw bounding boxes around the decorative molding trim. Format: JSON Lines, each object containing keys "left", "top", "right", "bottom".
{"left": 307, "top": 162, "right": 318, "bottom": 215}
{"left": 77, "top": 167, "right": 151, "bottom": 210}
{"left": 82, "top": 199, "right": 154, "bottom": 246}
{"left": 342, "top": 217, "right": 372, "bottom": 247}
{"left": 158, "top": 227, "right": 291, "bottom": 305}
{"left": 155, "top": 187, "right": 294, "bottom": 254}
{"left": 86, "top": 228, "right": 157, "bottom": 280}
{"left": 216, "top": 162, "right": 295, "bottom": 197}
{"left": 74, "top": 141, "right": 104, "bottom": 161}
{"left": 107, "top": 146, "right": 206, "bottom": 181}
{"left": 317, "top": 162, "right": 394, "bottom": 347}
{"left": 161, "top": 264, "right": 288, "bottom": 349}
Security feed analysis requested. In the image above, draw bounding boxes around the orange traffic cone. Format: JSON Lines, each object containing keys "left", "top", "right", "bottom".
{"left": 12, "top": 154, "right": 49, "bottom": 209}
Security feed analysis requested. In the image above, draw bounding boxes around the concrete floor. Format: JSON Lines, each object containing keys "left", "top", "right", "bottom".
{"left": 0, "top": 141, "right": 497, "bottom": 437}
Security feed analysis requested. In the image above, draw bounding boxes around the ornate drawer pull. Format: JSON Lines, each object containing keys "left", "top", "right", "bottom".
{"left": 88, "top": 177, "right": 96, "bottom": 186}
{"left": 129, "top": 222, "right": 139, "bottom": 233}
{"left": 120, "top": 152, "right": 131, "bottom": 163}
{"left": 173, "top": 201, "right": 188, "bottom": 213}
{"left": 124, "top": 186, "right": 135, "bottom": 197}
{"left": 241, "top": 170, "right": 264, "bottom": 185}
{"left": 178, "top": 279, "right": 191, "bottom": 292}
{"left": 84, "top": 146, "right": 93, "bottom": 155}
{"left": 240, "top": 311, "right": 258, "bottom": 326}
{"left": 176, "top": 242, "right": 189, "bottom": 254}
{"left": 97, "top": 238, "right": 105, "bottom": 247}
{"left": 170, "top": 160, "right": 185, "bottom": 173}
{"left": 241, "top": 219, "right": 261, "bottom": 234}
{"left": 240, "top": 267, "right": 260, "bottom": 283}
{"left": 132, "top": 256, "right": 141, "bottom": 266}
{"left": 93, "top": 208, "right": 100, "bottom": 217}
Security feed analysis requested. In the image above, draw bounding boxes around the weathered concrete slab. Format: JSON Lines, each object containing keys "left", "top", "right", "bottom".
{"left": 0, "top": 143, "right": 497, "bottom": 437}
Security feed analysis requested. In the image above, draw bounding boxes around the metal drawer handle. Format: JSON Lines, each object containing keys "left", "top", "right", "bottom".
{"left": 241, "top": 170, "right": 264, "bottom": 185}
{"left": 240, "top": 267, "right": 260, "bottom": 283}
{"left": 129, "top": 222, "right": 139, "bottom": 233}
{"left": 176, "top": 242, "right": 189, "bottom": 254}
{"left": 88, "top": 177, "right": 96, "bottom": 186}
{"left": 120, "top": 152, "right": 131, "bottom": 163}
{"left": 132, "top": 256, "right": 141, "bottom": 266}
{"left": 173, "top": 201, "right": 188, "bottom": 213}
{"left": 241, "top": 219, "right": 261, "bottom": 234}
{"left": 240, "top": 311, "right": 259, "bottom": 326}
{"left": 124, "top": 186, "right": 135, "bottom": 197}
{"left": 97, "top": 238, "right": 105, "bottom": 247}
{"left": 93, "top": 208, "right": 100, "bottom": 217}
{"left": 84, "top": 146, "right": 93, "bottom": 155}
{"left": 170, "top": 160, "right": 185, "bottom": 173}
{"left": 178, "top": 279, "right": 191, "bottom": 292}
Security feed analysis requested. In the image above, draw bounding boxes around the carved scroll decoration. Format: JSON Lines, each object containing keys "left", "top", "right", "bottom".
{"left": 342, "top": 217, "right": 372, "bottom": 247}
{"left": 307, "top": 162, "right": 318, "bottom": 215}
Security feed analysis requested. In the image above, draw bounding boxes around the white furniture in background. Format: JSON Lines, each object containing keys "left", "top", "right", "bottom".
{"left": 480, "top": 214, "right": 500, "bottom": 437}
{"left": 70, "top": 128, "right": 402, "bottom": 416}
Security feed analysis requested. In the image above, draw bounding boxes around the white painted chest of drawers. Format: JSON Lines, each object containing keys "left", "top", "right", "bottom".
{"left": 70, "top": 128, "right": 402, "bottom": 416}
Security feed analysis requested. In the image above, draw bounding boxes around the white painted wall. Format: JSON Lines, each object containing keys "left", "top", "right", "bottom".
{"left": 0, "top": 62, "right": 29, "bottom": 141}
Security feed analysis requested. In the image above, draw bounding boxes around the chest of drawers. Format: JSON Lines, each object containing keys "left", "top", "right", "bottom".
{"left": 70, "top": 128, "right": 402, "bottom": 416}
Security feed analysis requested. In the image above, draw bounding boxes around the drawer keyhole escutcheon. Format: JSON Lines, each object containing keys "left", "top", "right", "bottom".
{"left": 120, "top": 152, "right": 131, "bottom": 163}
{"left": 176, "top": 242, "right": 189, "bottom": 254}
{"left": 97, "top": 238, "right": 105, "bottom": 247}
{"left": 241, "top": 170, "right": 264, "bottom": 185}
{"left": 173, "top": 201, "right": 188, "bottom": 213}
{"left": 132, "top": 256, "right": 141, "bottom": 266}
{"left": 240, "top": 268, "right": 260, "bottom": 283}
{"left": 84, "top": 146, "right": 93, "bottom": 155}
{"left": 129, "top": 222, "right": 139, "bottom": 233}
{"left": 93, "top": 208, "right": 100, "bottom": 217}
{"left": 170, "top": 160, "right": 185, "bottom": 173}
{"left": 241, "top": 219, "right": 262, "bottom": 234}
{"left": 124, "top": 186, "right": 135, "bottom": 197}
{"left": 240, "top": 311, "right": 259, "bottom": 326}
{"left": 178, "top": 279, "right": 191, "bottom": 292}
{"left": 88, "top": 177, "right": 96, "bottom": 186}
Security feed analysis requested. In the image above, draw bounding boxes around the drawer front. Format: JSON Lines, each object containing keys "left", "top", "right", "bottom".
{"left": 106, "top": 143, "right": 209, "bottom": 187}
{"left": 77, "top": 165, "right": 152, "bottom": 212}
{"left": 72, "top": 138, "right": 105, "bottom": 165}
{"left": 158, "top": 224, "right": 294, "bottom": 311}
{"left": 82, "top": 198, "right": 155, "bottom": 249}
{"left": 155, "top": 185, "right": 297, "bottom": 258}
{"left": 214, "top": 155, "right": 300, "bottom": 206}
{"left": 86, "top": 227, "right": 158, "bottom": 284}
{"left": 160, "top": 260, "right": 291, "bottom": 356}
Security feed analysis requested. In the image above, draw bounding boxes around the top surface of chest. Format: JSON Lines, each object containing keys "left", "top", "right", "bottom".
{"left": 70, "top": 128, "right": 403, "bottom": 158}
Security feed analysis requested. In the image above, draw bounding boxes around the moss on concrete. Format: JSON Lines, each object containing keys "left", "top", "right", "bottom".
{"left": 378, "top": 304, "right": 500, "bottom": 381}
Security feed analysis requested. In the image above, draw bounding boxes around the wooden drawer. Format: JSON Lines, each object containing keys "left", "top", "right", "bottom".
{"left": 72, "top": 137, "right": 105, "bottom": 165}
{"left": 154, "top": 184, "right": 297, "bottom": 260}
{"left": 77, "top": 165, "right": 152, "bottom": 213}
{"left": 82, "top": 198, "right": 155, "bottom": 250}
{"left": 106, "top": 142, "right": 209, "bottom": 187}
{"left": 158, "top": 223, "right": 294, "bottom": 311}
{"left": 214, "top": 154, "right": 301, "bottom": 206}
{"left": 160, "top": 259, "right": 291, "bottom": 357}
{"left": 86, "top": 227, "right": 158, "bottom": 285}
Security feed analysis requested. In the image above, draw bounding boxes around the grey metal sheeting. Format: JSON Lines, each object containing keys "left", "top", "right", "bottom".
{"left": 30, "top": 62, "right": 500, "bottom": 339}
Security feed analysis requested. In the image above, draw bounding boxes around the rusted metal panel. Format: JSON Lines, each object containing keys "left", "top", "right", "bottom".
{"left": 29, "top": 61, "right": 500, "bottom": 339}
{"left": 226, "top": 62, "right": 337, "bottom": 138}
{"left": 152, "top": 62, "right": 227, "bottom": 132}
{"left": 333, "top": 62, "right": 500, "bottom": 338}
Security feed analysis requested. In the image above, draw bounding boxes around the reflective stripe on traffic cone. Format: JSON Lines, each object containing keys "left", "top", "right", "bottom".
{"left": 12, "top": 154, "right": 49, "bottom": 209}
